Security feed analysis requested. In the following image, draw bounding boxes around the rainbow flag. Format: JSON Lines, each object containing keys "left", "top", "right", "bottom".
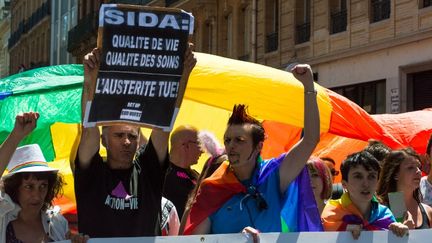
{"left": 322, "top": 193, "right": 395, "bottom": 231}
{"left": 184, "top": 155, "right": 323, "bottom": 234}
{"left": 2, "top": 53, "right": 432, "bottom": 217}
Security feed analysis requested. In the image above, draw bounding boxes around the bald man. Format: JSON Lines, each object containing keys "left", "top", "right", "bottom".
{"left": 163, "top": 125, "right": 203, "bottom": 218}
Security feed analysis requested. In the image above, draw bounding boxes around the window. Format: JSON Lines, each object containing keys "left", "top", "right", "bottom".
{"left": 60, "top": 13, "right": 69, "bottom": 63}
{"left": 295, "top": 0, "right": 310, "bottom": 44}
{"left": 330, "top": 0, "right": 347, "bottom": 34}
{"left": 332, "top": 80, "right": 386, "bottom": 114}
{"left": 407, "top": 70, "right": 432, "bottom": 111}
{"left": 202, "top": 19, "right": 214, "bottom": 54}
{"left": 238, "top": 5, "right": 251, "bottom": 61}
{"left": 370, "top": 0, "right": 390, "bottom": 23}
{"left": 226, "top": 13, "right": 233, "bottom": 57}
{"left": 265, "top": 0, "right": 278, "bottom": 52}
{"left": 421, "top": 0, "right": 431, "bottom": 8}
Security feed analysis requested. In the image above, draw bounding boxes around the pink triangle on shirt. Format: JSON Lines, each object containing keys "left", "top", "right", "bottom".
{"left": 111, "top": 181, "right": 131, "bottom": 199}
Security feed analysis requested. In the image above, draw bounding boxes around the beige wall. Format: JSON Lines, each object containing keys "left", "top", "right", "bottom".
{"left": 315, "top": 37, "right": 432, "bottom": 112}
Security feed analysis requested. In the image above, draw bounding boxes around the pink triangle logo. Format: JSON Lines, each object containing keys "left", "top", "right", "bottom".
{"left": 111, "top": 182, "right": 132, "bottom": 199}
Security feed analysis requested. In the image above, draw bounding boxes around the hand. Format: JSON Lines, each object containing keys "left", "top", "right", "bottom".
{"left": 83, "top": 48, "right": 101, "bottom": 92}
{"left": 11, "top": 112, "right": 39, "bottom": 139}
{"left": 66, "top": 231, "right": 89, "bottom": 243}
{"left": 402, "top": 211, "right": 415, "bottom": 229}
{"left": 175, "top": 42, "right": 197, "bottom": 108}
{"left": 291, "top": 64, "right": 314, "bottom": 91}
{"left": 346, "top": 224, "right": 362, "bottom": 240}
{"left": 242, "top": 226, "right": 260, "bottom": 243}
{"left": 82, "top": 48, "right": 100, "bottom": 112}
{"left": 83, "top": 48, "right": 100, "bottom": 75}
{"left": 389, "top": 222, "right": 409, "bottom": 237}
{"left": 183, "top": 43, "right": 197, "bottom": 77}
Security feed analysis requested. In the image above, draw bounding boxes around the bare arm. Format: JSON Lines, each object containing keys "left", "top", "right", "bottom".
{"left": 0, "top": 112, "right": 39, "bottom": 176}
{"left": 279, "top": 64, "right": 320, "bottom": 193}
{"left": 76, "top": 48, "right": 102, "bottom": 170}
{"left": 152, "top": 43, "right": 197, "bottom": 164}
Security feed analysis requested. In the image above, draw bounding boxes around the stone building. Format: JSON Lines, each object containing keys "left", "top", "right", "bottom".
{"left": 8, "top": 0, "right": 51, "bottom": 74}
{"left": 0, "top": 0, "right": 10, "bottom": 77}
{"left": 68, "top": 0, "right": 432, "bottom": 113}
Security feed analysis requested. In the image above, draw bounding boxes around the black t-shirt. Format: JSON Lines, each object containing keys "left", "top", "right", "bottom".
{"left": 74, "top": 138, "right": 168, "bottom": 238}
{"left": 162, "top": 163, "right": 199, "bottom": 218}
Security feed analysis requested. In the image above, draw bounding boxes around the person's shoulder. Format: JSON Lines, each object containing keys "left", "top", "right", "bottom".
{"left": 422, "top": 203, "right": 432, "bottom": 214}
{"left": 0, "top": 191, "right": 18, "bottom": 213}
{"left": 45, "top": 206, "right": 69, "bottom": 240}
{"left": 420, "top": 176, "right": 432, "bottom": 187}
{"left": 45, "top": 206, "right": 68, "bottom": 230}
{"left": 46, "top": 206, "right": 66, "bottom": 219}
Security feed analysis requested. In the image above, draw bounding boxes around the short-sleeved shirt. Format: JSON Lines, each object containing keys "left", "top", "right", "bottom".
{"left": 209, "top": 166, "right": 282, "bottom": 233}
{"left": 163, "top": 163, "right": 199, "bottom": 217}
{"left": 74, "top": 138, "right": 168, "bottom": 237}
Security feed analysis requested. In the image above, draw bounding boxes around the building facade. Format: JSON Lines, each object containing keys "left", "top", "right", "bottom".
{"left": 8, "top": 0, "right": 51, "bottom": 74}
{"left": 50, "top": 0, "right": 78, "bottom": 65}
{"left": 0, "top": 0, "right": 10, "bottom": 78}
{"left": 68, "top": 0, "right": 432, "bottom": 113}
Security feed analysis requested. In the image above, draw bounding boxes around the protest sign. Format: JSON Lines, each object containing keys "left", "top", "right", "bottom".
{"left": 83, "top": 4, "right": 194, "bottom": 130}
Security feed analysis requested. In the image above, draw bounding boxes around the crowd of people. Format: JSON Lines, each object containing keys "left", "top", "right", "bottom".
{"left": 0, "top": 43, "right": 431, "bottom": 243}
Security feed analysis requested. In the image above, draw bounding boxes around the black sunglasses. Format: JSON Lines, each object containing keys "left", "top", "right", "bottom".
{"left": 246, "top": 185, "right": 268, "bottom": 211}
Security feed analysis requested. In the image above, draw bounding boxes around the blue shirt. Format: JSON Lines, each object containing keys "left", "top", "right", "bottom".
{"left": 209, "top": 164, "right": 283, "bottom": 233}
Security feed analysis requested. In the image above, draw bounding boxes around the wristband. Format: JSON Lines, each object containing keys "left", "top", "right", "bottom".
{"left": 305, "top": 88, "right": 317, "bottom": 95}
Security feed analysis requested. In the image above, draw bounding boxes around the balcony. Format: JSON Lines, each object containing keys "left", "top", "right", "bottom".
{"left": 8, "top": 21, "right": 24, "bottom": 49}
{"left": 4, "top": 0, "right": 10, "bottom": 10}
{"left": 295, "top": 22, "right": 310, "bottom": 44}
{"left": 8, "top": 2, "right": 50, "bottom": 49}
{"left": 330, "top": 9, "right": 347, "bottom": 34}
{"left": 266, "top": 32, "right": 278, "bottom": 52}
{"left": 371, "top": 0, "right": 390, "bottom": 23}
{"left": 67, "top": 12, "right": 99, "bottom": 53}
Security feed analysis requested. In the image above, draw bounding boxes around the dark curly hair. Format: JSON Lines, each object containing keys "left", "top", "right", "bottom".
{"left": 2, "top": 172, "right": 65, "bottom": 211}
{"left": 377, "top": 148, "right": 421, "bottom": 206}
{"left": 227, "top": 104, "right": 265, "bottom": 147}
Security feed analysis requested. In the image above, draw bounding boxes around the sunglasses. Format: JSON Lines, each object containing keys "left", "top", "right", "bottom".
{"left": 331, "top": 169, "right": 339, "bottom": 176}
{"left": 246, "top": 185, "right": 268, "bottom": 211}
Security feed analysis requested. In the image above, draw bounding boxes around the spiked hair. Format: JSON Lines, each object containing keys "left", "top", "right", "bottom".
{"left": 227, "top": 105, "right": 265, "bottom": 147}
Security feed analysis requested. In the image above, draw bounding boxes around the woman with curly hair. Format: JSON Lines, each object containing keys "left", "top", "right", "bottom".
{"left": 0, "top": 112, "right": 86, "bottom": 243}
{"left": 377, "top": 148, "right": 432, "bottom": 229}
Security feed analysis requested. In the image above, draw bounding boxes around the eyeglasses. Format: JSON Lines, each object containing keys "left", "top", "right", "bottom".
{"left": 331, "top": 169, "right": 339, "bottom": 176}
{"left": 182, "top": 141, "right": 200, "bottom": 146}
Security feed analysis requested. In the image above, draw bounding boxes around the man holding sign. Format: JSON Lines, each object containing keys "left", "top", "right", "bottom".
{"left": 73, "top": 4, "right": 196, "bottom": 238}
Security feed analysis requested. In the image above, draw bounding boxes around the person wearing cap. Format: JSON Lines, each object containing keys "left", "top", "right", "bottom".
{"left": 74, "top": 44, "right": 196, "bottom": 237}
{"left": 0, "top": 112, "right": 87, "bottom": 243}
